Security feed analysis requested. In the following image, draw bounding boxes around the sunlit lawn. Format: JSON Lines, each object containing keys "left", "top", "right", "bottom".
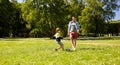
{"left": 0, "top": 38, "right": 120, "bottom": 65}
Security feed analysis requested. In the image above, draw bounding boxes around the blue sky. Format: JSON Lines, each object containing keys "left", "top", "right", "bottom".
{"left": 17, "top": 0, "right": 22, "bottom": 2}
{"left": 113, "top": 1, "right": 120, "bottom": 20}
{"left": 17, "top": 0, "right": 120, "bottom": 20}
{"left": 113, "top": 9, "right": 120, "bottom": 20}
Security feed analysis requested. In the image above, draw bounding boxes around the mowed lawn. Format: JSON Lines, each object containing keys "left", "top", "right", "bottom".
{"left": 0, "top": 38, "right": 120, "bottom": 65}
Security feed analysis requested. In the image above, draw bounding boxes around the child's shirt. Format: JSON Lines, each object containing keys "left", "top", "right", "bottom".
{"left": 54, "top": 32, "right": 60, "bottom": 38}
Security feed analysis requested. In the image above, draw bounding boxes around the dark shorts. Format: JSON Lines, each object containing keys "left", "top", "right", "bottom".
{"left": 70, "top": 32, "right": 78, "bottom": 39}
{"left": 56, "top": 37, "right": 63, "bottom": 46}
{"left": 56, "top": 37, "right": 61, "bottom": 42}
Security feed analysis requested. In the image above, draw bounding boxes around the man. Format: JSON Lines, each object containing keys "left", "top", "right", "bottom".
{"left": 68, "top": 16, "right": 79, "bottom": 50}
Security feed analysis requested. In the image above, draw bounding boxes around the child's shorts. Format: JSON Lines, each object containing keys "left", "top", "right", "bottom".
{"left": 56, "top": 37, "right": 63, "bottom": 46}
{"left": 56, "top": 37, "right": 61, "bottom": 42}
{"left": 57, "top": 41, "right": 63, "bottom": 46}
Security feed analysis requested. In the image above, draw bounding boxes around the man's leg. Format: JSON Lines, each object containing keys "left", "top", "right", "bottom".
{"left": 73, "top": 39, "right": 76, "bottom": 50}
{"left": 70, "top": 33, "right": 75, "bottom": 50}
{"left": 72, "top": 32, "right": 77, "bottom": 50}
{"left": 71, "top": 39, "right": 75, "bottom": 50}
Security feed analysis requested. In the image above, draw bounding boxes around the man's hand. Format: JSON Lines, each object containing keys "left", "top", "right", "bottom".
{"left": 77, "top": 30, "right": 79, "bottom": 33}
{"left": 67, "top": 31, "right": 70, "bottom": 36}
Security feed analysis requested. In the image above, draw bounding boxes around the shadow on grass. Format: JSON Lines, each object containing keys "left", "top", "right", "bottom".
{"left": 63, "top": 36, "right": 120, "bottom": 40}
{"left": 79, "top": 48, "right": 105, "bottom": 50}
{"left": 0, "top": 38, "right": 28, "bottom": 41}
{"left": 63, "top": 48, "right": 105, "bottom": 52}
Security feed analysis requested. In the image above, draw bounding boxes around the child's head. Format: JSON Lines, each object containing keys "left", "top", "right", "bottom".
{"left": 56, "top": 27, "right": 60, "bottom": 32}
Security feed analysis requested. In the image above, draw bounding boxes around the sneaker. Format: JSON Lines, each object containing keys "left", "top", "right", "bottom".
{"left": 73, "top": 47, "right": 76, "bottom": 51}
{"left": 55, "top": 48, "right": 58, "bottom": 51}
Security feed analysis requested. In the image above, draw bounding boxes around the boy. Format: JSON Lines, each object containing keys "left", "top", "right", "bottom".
{"left": 53, "top": 28, "right": 64, "bottom": 51}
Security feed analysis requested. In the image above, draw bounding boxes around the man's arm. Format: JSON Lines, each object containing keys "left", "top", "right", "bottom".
{"left": 68, "top": 22, "right": 71, "bottom": 36}
{"left": 76, "top": 22, "right": 79, "bottom": 33}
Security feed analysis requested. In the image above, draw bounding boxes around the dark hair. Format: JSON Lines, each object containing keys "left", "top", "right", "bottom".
{"left": 72, "top": 16, "right": 76, "bottom": 18}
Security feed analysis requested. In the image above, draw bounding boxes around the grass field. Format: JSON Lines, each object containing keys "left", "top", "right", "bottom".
{"left": 0, "top": 38, "right": 120, "bottom": 65}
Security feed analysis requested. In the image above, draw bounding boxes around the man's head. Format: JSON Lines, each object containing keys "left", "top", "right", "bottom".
{"left": 72, "top": 16, "right": 76, "bottom": 22}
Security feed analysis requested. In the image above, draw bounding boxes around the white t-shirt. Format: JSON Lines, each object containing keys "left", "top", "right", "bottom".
{"left": 68, "top": 21, "right": 79, "bottom": 32}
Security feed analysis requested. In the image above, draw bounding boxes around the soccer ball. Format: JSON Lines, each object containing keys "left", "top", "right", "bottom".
{"left": 66, "top": 48, "right": 70, "bottom": 51}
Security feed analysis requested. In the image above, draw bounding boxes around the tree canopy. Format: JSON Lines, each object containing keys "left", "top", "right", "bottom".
{"left": 0, "top": 0, "right": 120, "bottom": 37}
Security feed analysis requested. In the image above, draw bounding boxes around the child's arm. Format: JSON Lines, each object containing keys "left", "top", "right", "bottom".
{"left": 50, "top": 33, "right": 57, "bottom": 39}
{"left": 51, "top": 36, "right": 56, "bottom": 39}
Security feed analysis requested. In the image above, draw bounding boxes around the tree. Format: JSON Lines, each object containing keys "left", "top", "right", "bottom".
{"left": 0, "top": 0, "right": 27, "bottom": 37}
{"left": 0, "top": 0, "right": 119, "bottom": 37}
{"left": 0, "top": 0, "right": 14, "bottom": 37}
{"left": 79, "top": 0, "right": 119, "bottom": 36}
{"left": 21, "top": 0, "right": 71, "bottom": 37}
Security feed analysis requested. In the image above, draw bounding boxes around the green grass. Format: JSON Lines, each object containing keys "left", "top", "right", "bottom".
{"left": 0, "top": 38, "right": 120, "bottom": 65}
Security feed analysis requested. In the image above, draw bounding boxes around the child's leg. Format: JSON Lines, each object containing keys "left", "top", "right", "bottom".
{"left": 61, "top": 45, "right": 64, "bottom": 51}
{"left": 57, "top": 42, "right": 64, "bottom": 50}
{"left": 55, "top": 37, "right": 64, "bottom": 51}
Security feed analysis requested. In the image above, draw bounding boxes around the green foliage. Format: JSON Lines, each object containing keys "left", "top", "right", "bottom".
{"left": 79, "top": 6, "right": 94, "bottom": 35}
{"left": 0, "top": 0, "right": 119, "bottom": 37}
{"left": 79, "top": 0, "right": 119, "bottom": 36}
{"left": 20, "top": 0, "right": 85, "bottom": 37}
{"left": 0, "top": 0, "right": 11, "bottom": 37}
{"left": 0, "top": 0, "right": 27, "bottom": 37}
{"left": 106, "top": 21, "right": 119, "bottom": 35}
